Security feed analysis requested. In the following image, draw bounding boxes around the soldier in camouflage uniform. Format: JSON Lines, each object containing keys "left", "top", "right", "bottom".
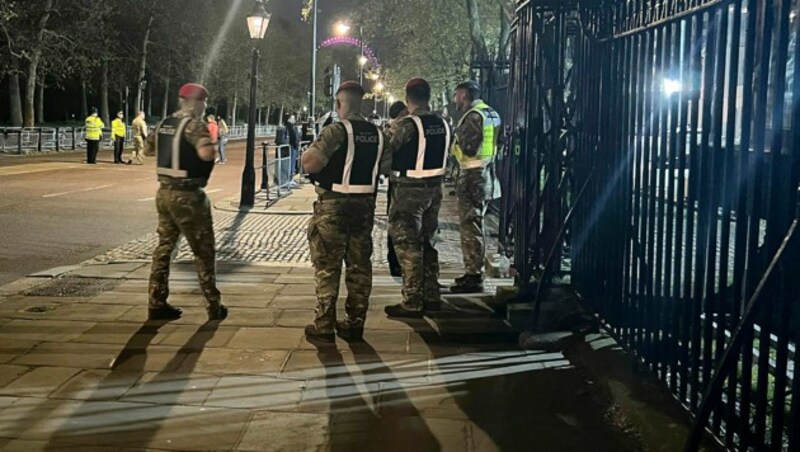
{"left": 145, "top": 83, "right": 228, "bottom": 321}
{"left": 384, "top": 78, "right": 452, "bottom": 319}
{"left": 302, "top": 81, "right": 390, "bottom": 342}
{"left": 450, "top": 80, "right": 502, "bottom": 293}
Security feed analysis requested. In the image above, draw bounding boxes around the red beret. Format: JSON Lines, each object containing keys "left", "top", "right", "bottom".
{"left": 337, "top": 81, "right": 365, "bottom": 97}
{"left": 179, "top": 83, "right": 209, "bottom": 100}
{"left": 405, "top": 77, "right": 430, "bottom": 90}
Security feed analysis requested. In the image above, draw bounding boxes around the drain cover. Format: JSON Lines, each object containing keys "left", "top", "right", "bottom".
{"left": 24, "top": 306, "right": 52, "bottom": 313}
{"left": 24, "top": 277, "right": 120, "bottom": 297}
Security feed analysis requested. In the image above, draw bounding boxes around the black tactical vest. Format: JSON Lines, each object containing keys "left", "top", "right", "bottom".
{"left": 311, "top": 120, "right": 383, "bottom": 194}
{"left": 156, "top": 116, "right": 214, "bottom": 185}
{"left": 391, "top": 114, "right": 451, "bottom": 178}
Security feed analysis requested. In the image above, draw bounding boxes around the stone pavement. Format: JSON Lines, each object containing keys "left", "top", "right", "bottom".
{"left": 0, "top": 180, "right": 649, "bottom": 451}
{"left": 90, "top": 181, "right": 493, "bottom": 270}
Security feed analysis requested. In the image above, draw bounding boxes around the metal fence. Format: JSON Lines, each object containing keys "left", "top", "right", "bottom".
{"left": 256, "top": 141, "right": 312, "bottom": 206}
{"left": 505, "top": 0, "right": 800, "bottom": 450}
{"left": 0, "top": 125, "right": 276, "bottom": 154}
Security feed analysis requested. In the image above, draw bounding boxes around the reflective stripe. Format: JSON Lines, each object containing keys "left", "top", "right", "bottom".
{"left": 329, "top": 120, "right": 382, "bottom": 194}
{"left": 405, "top": 115, "right": 450, "bottom": 179}
{"left": 331, "top": 183, "right": 375, "bottom": 194}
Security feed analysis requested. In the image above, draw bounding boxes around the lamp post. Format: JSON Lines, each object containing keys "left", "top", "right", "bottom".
{"left": 240, "top": 0, "right": 271, "bottom": 209}
{"left": 309, "top": 0, "right": 319, "bottom": 130}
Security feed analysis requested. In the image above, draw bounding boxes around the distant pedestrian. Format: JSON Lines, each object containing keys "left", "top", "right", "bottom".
{"left": 302, "top": 81, "right": 389, "bottom": 343}
{"left": 286, "top": 114, "right": 300, "bottom": 187}
{"left": 84, "top": 107, "right": 104, "bottom": 164}
{"left": 384, "top": 78, "right": 451, "bottom": 318}
{"left": 449, "top": 80, "right": 503, "bottom": 294}
{"left": 112, "top": 111, "right": 126, "bottom": 164}
{"left": 217, "top": 116, "right": 229, "bottom": 164}
{"left": 207, "top": 114, "right": 219, "bottom": 144}
{"left": 128, "top": 111, "right": 147, "bottom": 165}
{"left": 145, "top": 83, "right": 228, "bottom": 322}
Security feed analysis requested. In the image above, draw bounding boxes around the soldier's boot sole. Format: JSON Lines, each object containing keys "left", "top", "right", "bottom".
{"left": 207, "top": 304, "right": 229, "bottom": 321}
{"left": 335, "top": 321, "right": 364, "bottom": 341}
{"left": 148, "top": 304, "right": 183, "bottom": 320}
{"left": 305, "top": 325, "right": 335, "bottom": 343}
{"left": 384, "top": 304, "right": 424, "bottom": 319}
{"left": 449, "top": 284, "right": 485, "bottom": 294}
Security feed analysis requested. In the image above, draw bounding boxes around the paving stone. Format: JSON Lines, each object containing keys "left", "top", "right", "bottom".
{"left": 281, "top": 350, "right": 430, "bottom": 383}
{"left": 217, "top": 293, "right": 275, "bottom": 308}
{"left": 378, "top": 383, "right": 469, "bottom": 420}
{"left": 236, "top": 411, "right": 329, "bottom": 451}
{"left": 227, "top": 327, "right": 304, "bottom": 350}
{"left": 279, "top": 284, "right": 316, "bottom": 296}
{"left": 12, "top": 342, "right": 122, "bottom": 369}
{"left": 270, "top": 295, "right": 318, "bottom": 309}
{"left": 107, "top": 346, "right": 189, "bottom": 373}
{"left": 274, "top": 309, "right": 315, "bottom": 327}
{"left": 298, "top": 376, "right": 380, "bottom": 414}
{"left": 0, "top": 398, "right": 250, "bottom": 450}
{"left": 121, "top": 372, "right": 219, "bottom": 406}
{"left": 220, "top": 308, "right": 279, "bottom": 327}
{"left": 0, "top": 396, "right": 19, "bottom": 409}
{"left": 76, "top": 291, "right": 145, "bottom": 306}
{"left": 327, "top": 413, "right": 470, "bottom": 451}
{"left": 0, "top": 365, "right": 30, "bottom": 388}
{"left": 69, "top": 322, "right": 174, "bottom": 346}
{"left": 25, "top": 304, "right": 133, "bottom": 323}
{"left": 49, "top": 370, "right": 140, "bottom": 401}
{"left": 179, "top": 348, "right": 289, "bottom": 375}
{"left": 0, "top": 339, "right": 40, "bottom": 364}
{"left": 155, "top": 325, "right": 238, "bottom": 349}
{"left": 0, "top": 367, "right": 80, "bottom": 397}
{"left": 0, "top": 320, "right": 97, "bottom": 342}
{"left": 204, "top": 375, "right": 303, "bottom": 409}
{"left": 66, "top": 263, "right": 146, "bottom": 279}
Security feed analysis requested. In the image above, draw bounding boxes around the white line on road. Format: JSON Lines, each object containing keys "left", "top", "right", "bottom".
{"left": 42, "top": 184, "right": 114, "bottom": 199}
{"left": 206, "top": 189, "right": 223, "bottom": 194}
{"left": 138, "top": 197, "right": 155, "bottom": 202}
{"left": 134, "top": 177, "right": 152, "bottom": 182}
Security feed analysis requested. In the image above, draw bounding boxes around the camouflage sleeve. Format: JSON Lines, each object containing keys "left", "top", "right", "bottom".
{"left": 379, "top": 129, "right": 392, "bottom": 175}
{"left": 386, "top": 117, "right": 415, "bottom": 157}
{"left": 455, "top": 112, "right": 484, "bottom": 157}
{"left": 304, "top": 123, "right": 346, "bottom": 169}
{"left": 183, "top": 119, "right": 214, "bottom": 150}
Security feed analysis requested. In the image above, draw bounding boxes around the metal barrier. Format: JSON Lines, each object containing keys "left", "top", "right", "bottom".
{"left": 256, "top": 140, "right": 312, "bottom": 205}
{"left": 0, "top": 124, "right": 276, "bottom": 155}
{"left": 505, "top": 1, "right": 800, "bottom": 450}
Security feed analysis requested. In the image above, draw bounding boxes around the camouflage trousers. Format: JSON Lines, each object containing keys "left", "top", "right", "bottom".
{"left": 308, "top": 195, "right": 376, "bottom": 333}
{"left": 456, "top": 168, "right": 488, "bottom": 276}
{"left": 388, "top": 181, "right": 442, "bottom": 311}
{"left": 149, "top": 186, "right": 221, "bottom": 309}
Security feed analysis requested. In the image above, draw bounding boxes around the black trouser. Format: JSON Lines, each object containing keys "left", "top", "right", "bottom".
{"left": 86, "top": 140, "right": 99, "bottom": 164}
{"left": 113, "top": 137, "right": 124, "bottom": 163}
{"left": 386, "top": 180, "right": 400, "bottom": 271}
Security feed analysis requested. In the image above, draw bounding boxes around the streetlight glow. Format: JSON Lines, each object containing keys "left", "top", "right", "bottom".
{"left": 358, "top": 55, "right": 368, "bottom": 66}
{"left": 374, "top": 81, "right": 385, "bottom": 92}
{"left": 334, "top": 21, "right": 351, "bottom": 36}
{"left": 246, "top": 0, "right": 271, "bottom": 40}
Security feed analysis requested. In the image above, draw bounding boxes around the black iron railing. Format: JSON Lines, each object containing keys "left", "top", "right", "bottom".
{"left": 504, "top": 0, "right": 800, "bottom": 449}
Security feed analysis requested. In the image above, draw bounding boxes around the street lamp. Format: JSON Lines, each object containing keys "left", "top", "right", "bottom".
{"left": 240, "top": 0, "right": 271, "bottom": 209}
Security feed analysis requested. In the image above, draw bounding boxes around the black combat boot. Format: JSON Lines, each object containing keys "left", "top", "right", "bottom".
{"left": 148, "top": 303, "right": 183, "bottom": 320}
{"left": 450, "top": 274, "right": 485, "bottom": 294}
{"left": 384, "top": 303, "right": 424, "bottom": 319}
{"left": 335, "top": 320, "right": 364, "bottom": 341}
{"left": 305, "top": 324, "right": 335, "bottom": 343}
{"left": 207, "top": 303, "right": 229, "bottom": 321}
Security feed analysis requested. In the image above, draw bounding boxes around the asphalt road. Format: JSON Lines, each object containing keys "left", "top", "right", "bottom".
{"left": 0, "top": 141, "right": 259, "bottom": 286}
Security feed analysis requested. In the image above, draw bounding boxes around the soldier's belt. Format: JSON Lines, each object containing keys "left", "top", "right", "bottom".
{"left": 159, "top": 180, "right": 206, "bottom": 191}
{"left": 317, "top": 191, "right": 376, "bottom": 201}
{"left": 391, "top": 176, "right": 443, "bottom": 188}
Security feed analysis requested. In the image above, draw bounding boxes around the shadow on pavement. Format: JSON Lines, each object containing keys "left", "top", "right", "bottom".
{"left": 42, "top": 319, "right": 222, "bottom": 450}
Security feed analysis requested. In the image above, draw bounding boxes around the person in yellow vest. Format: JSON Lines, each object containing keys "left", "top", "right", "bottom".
{"left": 84, "top": 107, "right": 105, "bottom": 164}
{"left": 128, "top": 111, "right": 147, "bottom": 165}
{"left": 112, "top": 111, "right": 126, "bottom": 164}
{"left": 450, "top": 80, "right": 502, "bottom": 293}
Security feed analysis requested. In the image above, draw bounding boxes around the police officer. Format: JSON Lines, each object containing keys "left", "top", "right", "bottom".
{"left": 84, "top": 107, "right": 104, "bottom": 164}
{"left": 112, "top": 111, "right": 126, "bottom": 164}
{"left": 302, "top": 81, "right": 389, "bottom": 342}
{"left": 384, "top": 78, "right": 452, "bottom": 318}
{"left": 450, "top": 80, "right": 502, "bottom": 293}
{"left": 145, "top": 83, "right": 228, "bottom": 321}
